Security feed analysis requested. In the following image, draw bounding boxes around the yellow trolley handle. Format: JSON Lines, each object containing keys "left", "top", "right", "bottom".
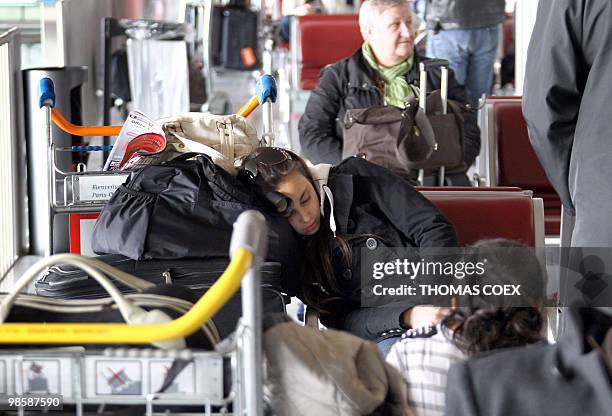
{"left": 0, "top": 249, "right": 252, "bottom": 344}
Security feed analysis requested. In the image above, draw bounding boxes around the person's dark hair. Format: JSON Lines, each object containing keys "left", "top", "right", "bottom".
{"left": 238, "top": 148, "right": 351, "bottom": 312}
{"left": 442, "top": 239, "right": 546, "bottom": 355}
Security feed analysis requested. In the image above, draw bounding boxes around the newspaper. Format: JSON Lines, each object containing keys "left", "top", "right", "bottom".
{"left": 103, "top": 110, "right": 166, "bottom": 171}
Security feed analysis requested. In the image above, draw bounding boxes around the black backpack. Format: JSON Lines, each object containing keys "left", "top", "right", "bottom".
{"left": 92, "top": 153, "right": 301, "bottom": 295}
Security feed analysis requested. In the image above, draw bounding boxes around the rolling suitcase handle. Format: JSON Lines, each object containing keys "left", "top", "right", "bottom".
{"left": 418, "top": 59, "right": 449, "bottom": 186}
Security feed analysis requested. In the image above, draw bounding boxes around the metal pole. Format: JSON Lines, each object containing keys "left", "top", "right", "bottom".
{"left": 102, "top": 18, "right": 112, "bottom": 156}
{"left": 441, "top": 66, "right": 448, "bottom": 115}
{"left": 241, "top": 260, "right": 263, "bottom": 416}
{"left": 262, "top": 100, "right": 274, "bottom": 146}
{"left": 45, "top": 106, "right": 54, "bottom": 256}
{"left": 232, "top": 211, "right": 267, "bottom": 416}
{"left": 201, "top": 1, "right": 214, "bottom": 112}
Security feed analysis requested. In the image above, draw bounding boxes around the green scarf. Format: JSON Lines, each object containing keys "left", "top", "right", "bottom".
{"left": 361, "top": 42, "right": 414, "bottom": 109}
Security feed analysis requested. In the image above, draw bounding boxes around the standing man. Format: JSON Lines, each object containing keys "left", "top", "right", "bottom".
{"left": 425, "top": 0, "right": 505, "bottom": 108}
{"left": 523, "top": 0, "right": 612, "bottom": 247}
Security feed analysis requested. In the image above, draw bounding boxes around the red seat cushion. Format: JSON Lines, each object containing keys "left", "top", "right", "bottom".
{"left": 423, "top": 193, "right": 536, "bottom": 247}
{"left": 416, "top": 186, "right": 522, "bottom": 192}
{"left": 298, "top": 14, "right": 362, "bottom": 90}
{"left": 494, "top": 100, "right": 561, "bottom": 235}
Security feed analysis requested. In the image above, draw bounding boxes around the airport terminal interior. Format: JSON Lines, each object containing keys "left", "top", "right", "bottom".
{"left": 0, "top": 0, "right": 611, "bottom": 415}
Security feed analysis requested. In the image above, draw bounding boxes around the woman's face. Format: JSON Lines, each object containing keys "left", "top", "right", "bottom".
{"left": 366, "top": 5, "right": 415, "bottom": 67}
{"left": 276, "top": 170, "right": 321, "bottom": 236}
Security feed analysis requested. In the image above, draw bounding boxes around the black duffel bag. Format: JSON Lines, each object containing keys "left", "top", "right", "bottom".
{"left": 92, "top": 153, "right": 302, "bottom": 296}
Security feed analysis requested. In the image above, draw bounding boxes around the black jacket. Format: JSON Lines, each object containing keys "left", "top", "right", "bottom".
{"left": 311, "top": 157, "right": 458, "bottom": 341}
{"left": 445, "top": 308, "right": 612, "bottom": 416}
{"left": 424, "top": 0, "right": 505, "bottom": 31}
{"left": 298, "top": 49, "right": 480, "bottom": 172}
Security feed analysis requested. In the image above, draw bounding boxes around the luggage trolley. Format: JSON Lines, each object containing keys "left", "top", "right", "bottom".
{"left": 0, "top": 75, "right": 279, "bottom": 414}
{"left": 38, "top": 73, "right": 277, "bottom": 255}
{"left": 0, "top": 210, "right": 266, "bottom": 416}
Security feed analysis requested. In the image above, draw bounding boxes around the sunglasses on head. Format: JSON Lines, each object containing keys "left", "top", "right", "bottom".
{"left": 239, "top": 147, "right": 295, "bottom": 217}
{"left": 240, "top": 147, "right": 293, "bottom": 181}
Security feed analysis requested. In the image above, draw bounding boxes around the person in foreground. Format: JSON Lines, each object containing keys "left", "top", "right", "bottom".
{"left": 523, "top": 0, "right": 612, "bottom": 247}
{"left": 298, "top": 0, "right": 480, "bottom": 185}
{"left": 238, "top": 147, "right": 457, "bottom": 349}
{"left": 445, "top": 306, "right": 612, "bottom": 416}
{"left": 386, "top": 239, "right": 547, "bottom": 416}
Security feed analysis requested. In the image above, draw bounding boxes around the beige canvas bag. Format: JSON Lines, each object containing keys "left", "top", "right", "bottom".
{"left": 159, "top": 112, "right": 259, "bottom": 174}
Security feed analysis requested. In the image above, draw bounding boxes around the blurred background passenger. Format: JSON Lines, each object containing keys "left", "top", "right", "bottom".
{"left": 425, "top": 0, "right": 505, "bottom": 108}
{"left": 279, "top": 0, "right": 324, "bottom": 43}
{"left": 386, "top": 239, "right": 546, "bottom": 416}
{"left": 298, "top": 0, "right": 480, "bottom": 185}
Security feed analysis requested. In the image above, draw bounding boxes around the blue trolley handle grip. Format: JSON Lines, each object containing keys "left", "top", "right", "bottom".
{"left": 39, "top": 78, "right": 56, "bottom": 108}
{"left": 255, "top": 74, "right": 277, "bottom": 105}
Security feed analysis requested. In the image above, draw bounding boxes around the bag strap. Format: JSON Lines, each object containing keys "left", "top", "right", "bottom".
{"left": 414, "top": 106, "right": 438, "bottom": 149}
{"left": 165, "top": 151, "right": 204, "bottom": 163}
{"left": 168, "top": 121, "right": 238, "bottom": 174}
{"left": 217, "top": 120, "right": 235, "bottom": 161}
{"left": 0, "top": 254, "right": 159, "bottom": 326}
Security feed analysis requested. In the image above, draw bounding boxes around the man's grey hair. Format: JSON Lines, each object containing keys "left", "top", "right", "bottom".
{"left": 359, "top": 0, "right": 412, "bottom": 38}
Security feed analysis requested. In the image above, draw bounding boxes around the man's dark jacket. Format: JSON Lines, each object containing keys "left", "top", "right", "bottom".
{"left": 424, "top": 0, "right": 505, "bottom": 30}
{"left": 309, "top": 157, "right": 458, "bottom": 341}
{"left": 445, "top": 308, "right": 612, "bottom": 416}
{"left": 298, "top": 49, "right": 481, "bottom": 175}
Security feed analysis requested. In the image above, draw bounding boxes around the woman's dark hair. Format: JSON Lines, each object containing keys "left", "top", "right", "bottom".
{"left": 238, "top": 148, "right": 351, "bottom": 312}
{"left": 442, "top": 239, "right": 546, "bottom": 355}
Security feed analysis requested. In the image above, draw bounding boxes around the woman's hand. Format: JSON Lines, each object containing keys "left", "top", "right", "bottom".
{"left": 402, "top": 306, "right": 450, "bottom": 328}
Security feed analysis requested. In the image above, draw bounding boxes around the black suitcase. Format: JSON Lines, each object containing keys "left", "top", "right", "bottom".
{"left": 35, "top": 254, "right": 288, "bottom": 340}
{"left": 220, "top": 8, "right": 259, "bottom": 70}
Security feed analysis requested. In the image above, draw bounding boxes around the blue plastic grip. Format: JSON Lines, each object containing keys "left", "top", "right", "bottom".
{"left": 255, "top": 74, "right": 277, "bottom": 105}
{"left": 38, "top": 78, "right": 56, "bottom": 108}
{"left": 71, "top": 145, "right": 114, "bottom": 152}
